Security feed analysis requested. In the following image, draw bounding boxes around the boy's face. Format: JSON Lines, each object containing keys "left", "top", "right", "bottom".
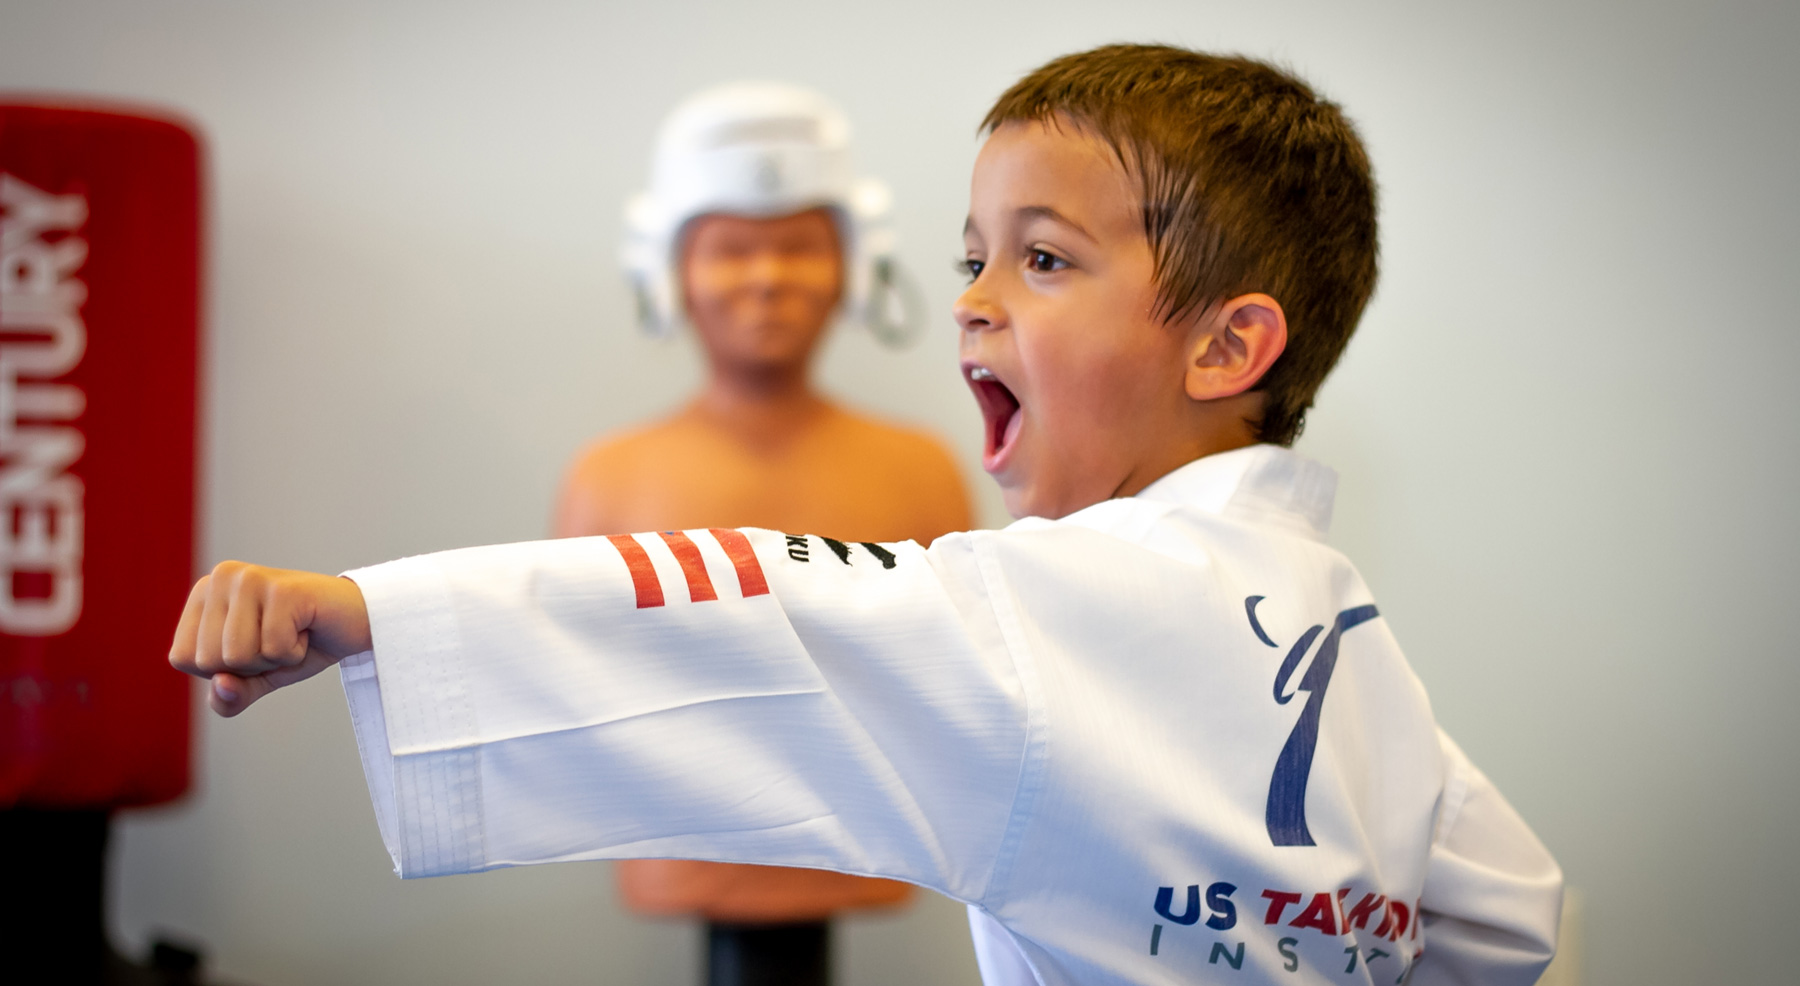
{"left": 958, "top": 120, "right": 1195, "bottom": 520}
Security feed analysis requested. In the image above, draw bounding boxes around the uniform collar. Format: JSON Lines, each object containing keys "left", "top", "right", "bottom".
{"left": 1133, "top": 445, "right": 1338, "bottom": 541}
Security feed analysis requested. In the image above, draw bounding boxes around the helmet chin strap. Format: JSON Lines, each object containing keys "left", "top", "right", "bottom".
{"left": 863, "top": 256, "right": 926, "bottom": 350}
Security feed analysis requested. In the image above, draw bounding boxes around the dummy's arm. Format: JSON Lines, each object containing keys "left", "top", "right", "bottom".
{"left": 1411, "top": 730, "right": 1564, "bottom": 986}
{"left": 177, "top": 530, "right": 1028, "bottom": 899}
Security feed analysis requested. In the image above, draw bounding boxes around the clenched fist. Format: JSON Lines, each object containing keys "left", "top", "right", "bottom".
{"left": 169, "top": 562, "right": 372, "bottom": 717}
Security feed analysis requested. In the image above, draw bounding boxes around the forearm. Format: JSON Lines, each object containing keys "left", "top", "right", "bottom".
{"left": 1413, "top": 731, "right": 1563, "bottom": 985}
{"left": 341, "top": 528, "right": 1026, "bottom": 895}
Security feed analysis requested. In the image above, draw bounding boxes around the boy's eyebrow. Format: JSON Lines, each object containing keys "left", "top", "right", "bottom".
{"left": 962, "top": 206, "right": 1098, "bottom": 242}
{"left": 1016, "top": 205, "right": 1094, "bottom": 240}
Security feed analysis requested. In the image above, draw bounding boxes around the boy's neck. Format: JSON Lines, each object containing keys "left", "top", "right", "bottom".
{"left": 1109, "top": 396, "right": 1268, "bottom": 502}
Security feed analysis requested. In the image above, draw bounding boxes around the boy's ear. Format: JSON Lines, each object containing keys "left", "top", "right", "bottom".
{"left": 1184, "top": 293, "right": 1288, "bottom": 402}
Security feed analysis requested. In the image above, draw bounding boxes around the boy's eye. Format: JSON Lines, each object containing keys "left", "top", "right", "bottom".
{"left": 957, "top": 258, "right": 985, "bottom": 282}
{"left": 1027, "top": 249, "right": 1067, "bottom": 273}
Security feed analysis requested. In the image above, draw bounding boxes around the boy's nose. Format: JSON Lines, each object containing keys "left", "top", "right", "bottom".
{"left": 952, "top": 282, "right": 1005, "bottom": 334}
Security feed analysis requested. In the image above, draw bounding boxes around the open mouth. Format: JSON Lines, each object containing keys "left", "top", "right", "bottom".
{"left": 965, "top": 364, "right": 1022, "bottom": 469}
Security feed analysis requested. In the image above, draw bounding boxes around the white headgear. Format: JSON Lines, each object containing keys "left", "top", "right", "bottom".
{"left": 621, "top": 81, "right": 921, "bottom": 347}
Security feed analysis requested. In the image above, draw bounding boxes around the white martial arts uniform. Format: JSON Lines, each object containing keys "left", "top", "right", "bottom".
{"left": 339, "top": 445, "right": 1561, "bottom": 986}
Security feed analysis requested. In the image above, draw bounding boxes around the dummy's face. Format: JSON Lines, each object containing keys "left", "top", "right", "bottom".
{"left": 957, "top": 120, "right": 1193, "bottom": 520}
{"left": 681, "top": 208, "right": 844, "bottom": 377}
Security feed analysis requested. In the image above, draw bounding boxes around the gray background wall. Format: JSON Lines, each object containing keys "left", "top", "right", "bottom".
{"left": 2, "top": 0, "right": 1795, "bottom": 983}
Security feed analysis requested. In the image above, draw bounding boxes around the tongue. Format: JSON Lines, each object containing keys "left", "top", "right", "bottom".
{"left": 999, "top": 403, "right": 1023, "bottom": 456}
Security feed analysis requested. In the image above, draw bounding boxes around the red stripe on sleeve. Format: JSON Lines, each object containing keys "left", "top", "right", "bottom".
{"left": 606, "top": 534, "right": 664, "bottom": 609}
{"left": 657, "top": 531, "right": 718, "bottom": 603}
{"left": 709, "top": 528, "right": 770, "bottom": 598}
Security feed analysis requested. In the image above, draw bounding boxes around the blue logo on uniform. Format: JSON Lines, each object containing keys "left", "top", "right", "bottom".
{"left": 1245, "top": 596, "right": 1380, "bottom": 847}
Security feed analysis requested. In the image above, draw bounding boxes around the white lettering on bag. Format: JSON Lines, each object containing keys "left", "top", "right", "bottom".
{"left": 0, "top": 173, "right": 87, "bottom": 635}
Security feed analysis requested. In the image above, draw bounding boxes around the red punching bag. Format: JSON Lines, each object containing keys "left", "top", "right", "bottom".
{"left": 0, "top": 102, "right": 202, "bottom": 810}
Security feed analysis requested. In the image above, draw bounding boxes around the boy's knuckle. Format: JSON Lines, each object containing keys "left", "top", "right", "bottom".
{"left": 220, "top": 643, "right": 256, "bottom": 671}
{"left": 261, "top": 629, "right": 299, "bottom": 662}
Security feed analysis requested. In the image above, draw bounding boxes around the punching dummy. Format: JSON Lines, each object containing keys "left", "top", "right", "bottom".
{"left": 555, "top": 84, "right": 972, "bottom": 986}
{"left": 0, "top": 102, "right": 216, "bottom": 984}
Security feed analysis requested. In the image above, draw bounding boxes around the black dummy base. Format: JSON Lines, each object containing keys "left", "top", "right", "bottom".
{"left": 706, "top": 920, "right": 831, "bottom": 986}
{"left": 1, "top": 808, "right": 242, "bottom": 986}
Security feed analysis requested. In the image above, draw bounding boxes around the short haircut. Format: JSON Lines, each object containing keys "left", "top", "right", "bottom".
{"left": 983, "top": 44, "right": 1379, "bottom": 445}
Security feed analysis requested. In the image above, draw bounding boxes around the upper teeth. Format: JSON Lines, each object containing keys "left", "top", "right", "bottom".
{"left": 969, "top": 367, "right": 995, "bottom": 381}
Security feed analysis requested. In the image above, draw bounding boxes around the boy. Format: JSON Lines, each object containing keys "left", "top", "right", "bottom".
{"left": 170, "top": 45, "right": 1562, "bottom": 986}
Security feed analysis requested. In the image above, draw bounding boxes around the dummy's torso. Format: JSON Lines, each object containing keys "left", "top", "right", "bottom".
{"left": 559, "top": 399, "right": 969, "bottom": 543}
{"left": 556, "top": 395, "right": 972, "bottom": 921}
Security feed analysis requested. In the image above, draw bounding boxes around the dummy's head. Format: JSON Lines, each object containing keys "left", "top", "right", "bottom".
{"left": 959, "top": 45, "right": 1378, "bottom": 518}
{"left": 679, "top": 207, "right": 843, "bottom": 377}
{"left": 623, "top": 81, "right": 914, "bottom": 373}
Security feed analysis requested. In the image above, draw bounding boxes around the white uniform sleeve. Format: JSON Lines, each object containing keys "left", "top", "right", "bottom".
{"left": 1412, "top": 729, "right": 1563, "bottom": 985}
{"left": 337, "top": 528, "right": 1028, "bottom": 904}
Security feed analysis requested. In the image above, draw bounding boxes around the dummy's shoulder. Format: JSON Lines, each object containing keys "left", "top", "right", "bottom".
{"left": 818, "top": 408, "right": 973, "bottom": 539}
{"left": 848, "top": 413, "right": 969, "bottom": 488}
{"left": 565, "top": 416, "right": 710, "bottom": 477}
{"left": 554, "top": 417, "right": 723, "bottom": 533}
{"left": 827, "top": 409, "right": 961, "bottom": 466}
{"left": 558, "top": 434, "right": 632, "bottom": 497}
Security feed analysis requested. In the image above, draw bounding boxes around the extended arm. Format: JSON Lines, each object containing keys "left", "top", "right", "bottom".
{"left": 1412, "top": 730, "right": 1564, "bottom": 985}
{"left": 189, "top": 528, "right": 1027, "bottom": 899}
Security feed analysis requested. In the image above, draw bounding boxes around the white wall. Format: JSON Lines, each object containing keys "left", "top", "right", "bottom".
{"left": 3, "top": 1, "right": 1795, "bottom": 983}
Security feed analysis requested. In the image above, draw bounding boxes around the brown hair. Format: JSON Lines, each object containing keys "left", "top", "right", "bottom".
{"left": 983, "top": 44, "right": 1379, "bottom": 445}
